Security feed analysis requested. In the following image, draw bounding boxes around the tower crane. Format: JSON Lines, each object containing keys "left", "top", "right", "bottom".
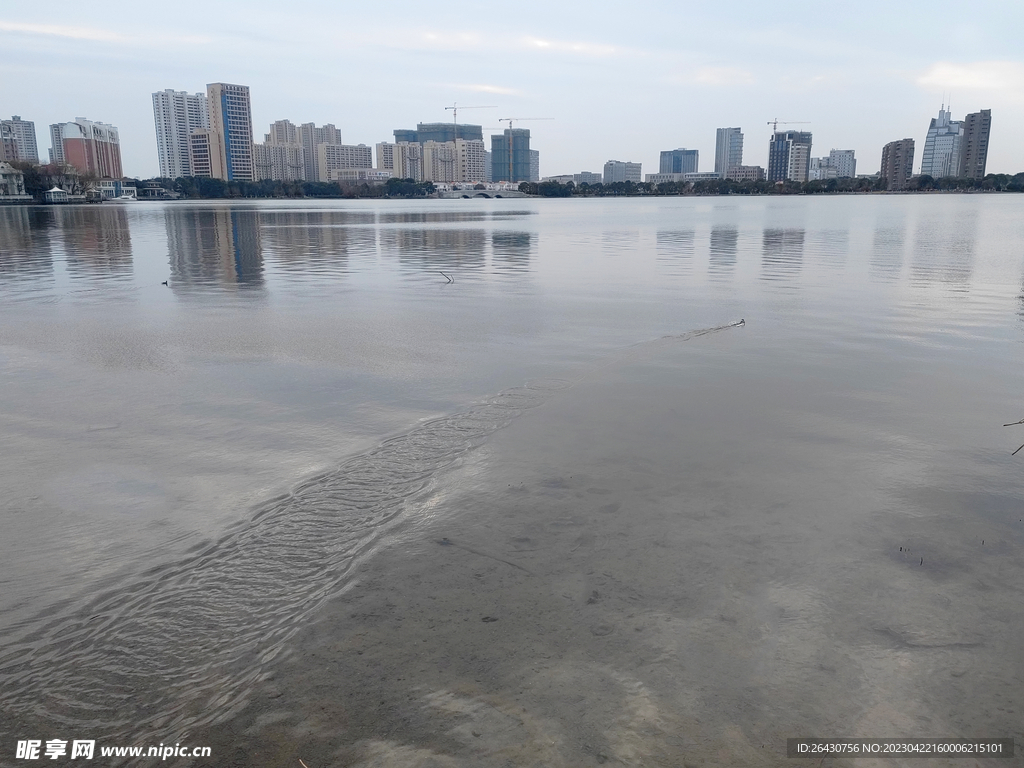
{"left": 767, "top": 119, "right": 810, "bottom": 134}
{"left": 444, "top": 103, "right": 496, "bottom": 140}
{"left": 497, "top": 117, "right": 553, "bottom": 183}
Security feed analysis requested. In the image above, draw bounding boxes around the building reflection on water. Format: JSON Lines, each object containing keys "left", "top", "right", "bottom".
{"left": 166, "top": 207, "right": 263, "bottom": 288}
{"left": 761, "top": 228, "right": 805, "bottom": 282}
{"left": 260, "top": 210, "right": 376, "bottom": 278}
{"left": 910, "top": 205, "right": 977, "bottom": 290}
{"left": 656, "top": 230, "right": 694, "bottom": 276}
{"left": 871, "top": 221, "right": 907, "bottom": 281}
{"left": 55, "top": 206, "right": 133, "bottom": 279}
{"left": 381, "top": 228, "right": 487, "bottom": 273}
{"left": 708, "top": 226, "right": 739, "bottom": 277}
{"left": 491, "top": 231, "right": 533, "bottom": 272}
{"left": 0, "top": 206, "right": 133, "bottom": 281}
{"left": 808, "top": 229, "right": 849, "bottom": 271}
{"left": 0, "top": 206, "right": 56, "bottom": 281}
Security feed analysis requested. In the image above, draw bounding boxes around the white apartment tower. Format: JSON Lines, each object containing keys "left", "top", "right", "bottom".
{"left": 152, "top": 89, "right": 209, "bottom": 178}
{"left": 207, "top": 82, "right": 254, "bottom": 181}
{"left": 376, "top": 142, "right": 395, "bottom": 175}
{"left": 187, "top": 128, "right": 220, "bottom": 178}
{"left": 920, "top": 105, "right": 963, "bottom": 178}
{"left": 422, "top": 141, "right": 458, "bottom": 183}
{"left": 48, "top": 123, "right": 66, "bottom": 165}
{"left": 300, "top": 123, "right": 342, "bottom": 184}
{"left": 391, "top": 142, "right": 424, "bottom": 182}
{"left": 254, "top": 120, "right": 306, "bottom": 181}
{"left": 455, "top": 139, "right": 487, "bottom": 182}
{"left": 603, "top": 160, "right": 642, "bottom": 184}
{"left": 317, "top": 144, "right": 373, "bottom": 182}
{"left": 1, "top": 116, "right": 39, "bottom": 163}
{"left": 714, "top": 128, "right": 743, "bottom": 177}
{"left": 828, "top": 149, "right": 856, "bottom": 178}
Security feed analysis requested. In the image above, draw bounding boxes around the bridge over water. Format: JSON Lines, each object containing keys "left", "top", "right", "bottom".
{"left": 437, "top": 189, "right": 531, "bottom": 199}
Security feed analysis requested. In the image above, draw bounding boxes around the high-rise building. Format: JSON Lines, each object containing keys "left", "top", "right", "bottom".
{"left": 317, "top": 144, "right": 372, "bottom": 181}
{"left": 376, "top": 142, "right": 395, "bottom": 174}
{"left": 253, "top": 144, "right": 305, "bottom": 181}
{"left": 207, "top": 82, "right": 254, "bottom": 181}
{"left": 254, "top": 120, "right": 306, "bottom": 181}
{"left": 808, "top": 157, "right": 838, "bottom": 180}
{"left": 603, "top": 160, "right": 642, "bottom": 184}
{"left": 879, "top": 139, "right": 915, "bottom": 191}
{"left": 455, "top": 139, "right": 487, "bottom": 183}
{"left": 188, "top": 128, "right": 220, "bottom": 178}
{"left": 660, "top": 149, "right": 698, "bottom": 175}
{"left": 0, "top": 116, "right": 39, "bottom": 163}
{"left": 0, "top": 124, "right": 16, "bottom": 163}
{"left": 300, "top": 123, "right": 342, "bottom": 183}
{"left": 393, "top": 123, "right": 484, "bottom": 145}
{"left": 807, "top": 150, "right": 855, "bottom": 181}
{"left": 714, "top": 128, "right": 743, "bottom": 177}
{"left": 491, "top": 129, "right": 532, "bottom": 182}
{"left": 152, "top": 90, "right": 209, "bottom": 179}
{"left": 48, "top": 123, "right": 66, "bottom": 165}
{"left": 920, "top": 105, "right": 963, "bottom": 179}
{"left": 959, "top": 109, "right": 991, "bottom": 179}
{"left": 422, "top": 141, "right": 458, "bottom": 183}
{"left": 827, "top": 149, "right": 856, "bottom": 178}
{"left": 529, "top": 149, "right": 540, "bottom": 182}
{"left": 767, "top": 131, "right": 812, "bottom": 182}
{"left": 391, "top": 142, "right": 423, "bottom": 181}
{"left": 266, "top": 119, "right": 299, "bottom": 146}
{"left": 50, "top": 118, "right": 123, "bottom": 178}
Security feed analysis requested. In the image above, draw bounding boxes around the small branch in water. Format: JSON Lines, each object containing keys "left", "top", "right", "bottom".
{"left": 436, "top": 537, "right": 533, "bottom": 574}
{"left": 1003, "top": 418, "right": 1024, "bottom": 427}
{"left": 1013, "top": 443, "right": 1024, "bottom": 456}
{"left": 299, "top": 760, "right": 310, "bottom": 768}
{"left": 439, "top": 271, "right": 453, "bottom": 283}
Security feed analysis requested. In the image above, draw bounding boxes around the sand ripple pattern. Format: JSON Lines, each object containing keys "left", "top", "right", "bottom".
{"left": 0, "top": 381, "right": 569, "bottom": 743}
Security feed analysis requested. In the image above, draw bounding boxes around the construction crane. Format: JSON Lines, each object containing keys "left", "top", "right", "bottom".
{"left": 767, "top": 118, "right": 810, "bottom": 134}
{"left": 497, "top": 117, "right": 553, "bottom": 183}
{"left": 444, "top": 103, "right": 495, "bottom": 140}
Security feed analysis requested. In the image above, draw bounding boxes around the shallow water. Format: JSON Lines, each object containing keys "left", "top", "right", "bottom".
{"left": 1, "top": 197, "right": 1023, "bottom": 765}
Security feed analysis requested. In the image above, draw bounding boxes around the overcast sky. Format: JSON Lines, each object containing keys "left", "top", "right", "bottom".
{"left": 2, "top": 0, "right": 1022, "bottom": 179}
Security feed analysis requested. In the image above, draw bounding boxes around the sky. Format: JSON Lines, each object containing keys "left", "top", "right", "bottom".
{"left": 2, "top": 0, "right": 1023, "bottom": 179}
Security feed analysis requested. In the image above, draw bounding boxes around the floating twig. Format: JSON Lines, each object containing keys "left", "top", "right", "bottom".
{"left": 1003, "top": 418, "right": 1024, "bottom": 427}
{"left": 439, "top": 271, "right": 453, "bottom": 283}
{"left": 299, "top": 760, "right": 310, "bottom": 768}
{"left": 1013, "top": 443, "right": 1024, "bottom": 456}
{"left": 436, "top": 537, "right": 533, "bottom": 574}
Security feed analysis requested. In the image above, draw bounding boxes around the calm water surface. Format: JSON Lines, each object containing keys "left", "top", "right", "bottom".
{"left": 1, "top": 197, "right": 1023, "bottom": 766}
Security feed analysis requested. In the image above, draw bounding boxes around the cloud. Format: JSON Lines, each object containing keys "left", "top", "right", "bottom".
{"left": 0, "top": 21, "right": 124, "bottom": 41}
{"left": 522, "top": 37, "right": 618, "bottom": 57}
{"left": 452, "top": 83, "right": 520, "bottom": 96}
{"left": 384, "top": 29, "right": 486, "bottom": 53}
{"left": 918, "top": 61, "right": 1024, "bottom": 92}
{"left": 693, "top": 66, "right": 755, "bottom": 86}
{"left": 0, "top": 20, "right": 212, "bottom": 45}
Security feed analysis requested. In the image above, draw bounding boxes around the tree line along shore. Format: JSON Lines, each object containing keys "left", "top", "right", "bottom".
{"left": 7, "top": 160, "right": 1024, "bottom": 202}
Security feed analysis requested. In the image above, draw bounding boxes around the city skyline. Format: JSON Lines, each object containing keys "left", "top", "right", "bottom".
{"left": 1, "top": 1, "right": 1021, "bottom": 179}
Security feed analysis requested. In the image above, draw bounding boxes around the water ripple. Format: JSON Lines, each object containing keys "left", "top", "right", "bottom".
{"left": 0, "top": 379, "right": 571, "bottom": 744}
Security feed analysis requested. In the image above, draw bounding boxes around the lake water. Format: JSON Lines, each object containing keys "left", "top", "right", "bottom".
{"left": 1, "top": 196, "right": 1023, "bottom": 766}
